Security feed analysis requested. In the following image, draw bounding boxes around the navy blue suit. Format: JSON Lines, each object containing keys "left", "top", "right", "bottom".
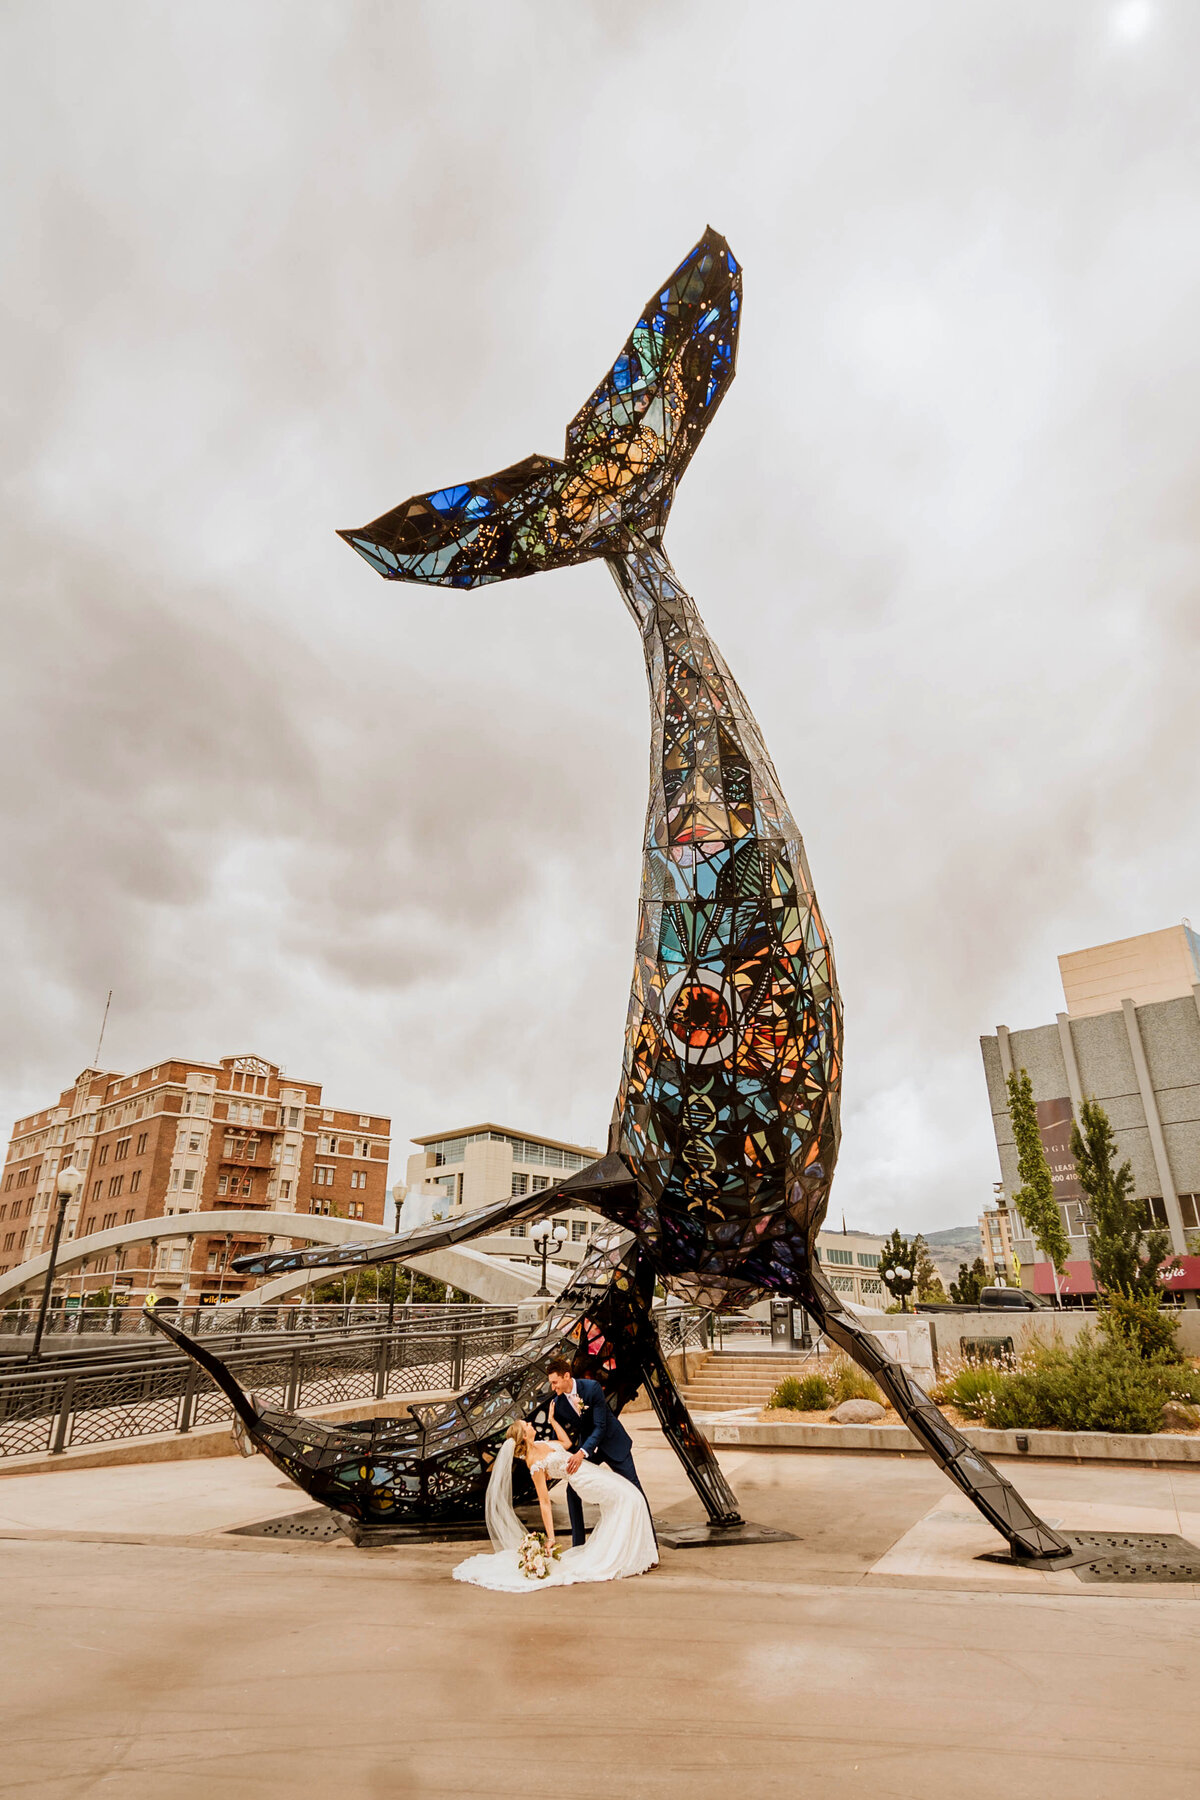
{"left": 552, "top": 1377, "right": 644, "bottom": 1546}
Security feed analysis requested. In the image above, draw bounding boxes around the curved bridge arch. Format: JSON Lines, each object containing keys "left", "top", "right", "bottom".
{"left": 0, "top": 1211, "right": 567, "bottom": 1308}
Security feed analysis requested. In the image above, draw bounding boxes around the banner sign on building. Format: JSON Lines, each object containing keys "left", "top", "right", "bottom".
{"left": 1034, "top": 1097, "right": 1085, "bottom": 1204}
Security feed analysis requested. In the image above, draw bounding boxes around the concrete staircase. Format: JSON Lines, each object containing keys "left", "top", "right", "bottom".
{"left": 680, "top": 1350, "right": 822, "bottom": 1415}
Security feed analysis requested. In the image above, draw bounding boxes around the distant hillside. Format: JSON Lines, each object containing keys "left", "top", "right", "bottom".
{"left": 921, "top": 1226, "right": 983, "bottom": 1251}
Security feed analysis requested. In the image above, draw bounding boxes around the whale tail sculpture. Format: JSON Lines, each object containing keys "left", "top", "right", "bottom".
{"left": 338, "top": 227, "right": 739, "bottom": 588}
{"left": 151, "top": 229, "right": 1071, "bottom": 1565}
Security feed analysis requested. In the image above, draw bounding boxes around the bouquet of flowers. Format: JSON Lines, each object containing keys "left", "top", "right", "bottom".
{"left": 517, "top": 1531, "right": 563, "bottom": 1581}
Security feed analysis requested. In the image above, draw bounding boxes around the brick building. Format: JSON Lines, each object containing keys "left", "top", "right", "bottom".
{"left": 0, "top": 1053, "right": 390, "bottom": 1305}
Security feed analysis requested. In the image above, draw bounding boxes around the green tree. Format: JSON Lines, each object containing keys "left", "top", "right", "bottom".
{"left": 1005, "top": 1069, "right": 1071, "bottom": 1300}
{"left": 949, "top": 1257, "right": 988, "bottom": 1306}
{"left": 1071, "top": 1096, "right": 1169, "bottom": 1298}
{"left": 308, "top": 1265, "right": 451, "bottom": 1305}
{"left": 878, "top": 1229, "right": 916, "bottom": 1312}
{"left": 913, "top": 1235, "right": 947, "bottom": 1303}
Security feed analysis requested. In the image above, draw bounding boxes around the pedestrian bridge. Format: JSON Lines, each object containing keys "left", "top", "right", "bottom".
{"left": 0, "top": 1211, "right": 567, "bottom": 1310}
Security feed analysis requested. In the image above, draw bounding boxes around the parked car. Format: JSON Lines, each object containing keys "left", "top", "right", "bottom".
{"left": 979, "top": 1286, "right": 1049, "bottom": 1310}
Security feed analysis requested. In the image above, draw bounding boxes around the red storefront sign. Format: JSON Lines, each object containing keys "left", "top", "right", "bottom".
{"left": 1030, "top": 1256, "right": 1200, "bottom": 1297}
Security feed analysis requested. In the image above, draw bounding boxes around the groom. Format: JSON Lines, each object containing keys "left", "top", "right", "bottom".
{"left": 546, "top": 1355, "right": 646, "bottom": 1547}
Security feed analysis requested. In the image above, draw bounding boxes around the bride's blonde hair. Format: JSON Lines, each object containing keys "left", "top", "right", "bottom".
{"left": 506, "top": 1420, "right": 532, "bottom": 1462}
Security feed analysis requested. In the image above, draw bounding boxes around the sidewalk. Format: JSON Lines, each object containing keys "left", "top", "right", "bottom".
{"left": 2, "top": 1415, "right": 1197, "bottom": 1798}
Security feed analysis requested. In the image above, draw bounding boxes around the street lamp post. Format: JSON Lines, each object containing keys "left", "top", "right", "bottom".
{"left": 28, "top": 1164, "right": 85, "bottom": 1361}
{"left": 530, "top": 1217, "right": 569, "bottom": 1298}
{"left": 881, "top": 1258, "right": 916, "bottom": 1313}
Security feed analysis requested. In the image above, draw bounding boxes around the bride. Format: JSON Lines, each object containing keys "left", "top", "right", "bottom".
{"left": 453, "top": 1413, "right": 658, "bottom": 1593}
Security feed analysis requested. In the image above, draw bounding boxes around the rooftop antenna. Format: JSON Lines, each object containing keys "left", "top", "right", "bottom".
{"left": 93, "top": 990, "right": 113, "bottom": 1067}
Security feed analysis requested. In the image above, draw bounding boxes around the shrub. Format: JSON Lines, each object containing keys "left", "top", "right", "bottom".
{"left": 1097, "top": 1289, "right": 1181, "bottom": 1363}
{"left": 767, "top": 1373, "right": 831, "bottom": 1411}
{"left": 949, "top": 1332, "right": 1169, "bottom": 1435}
{"left": 828, "top": 1356, "right": 883, "bottom": 1407}
{"left": 935, "top": 1363, "right": 1007, "bottom": 1418}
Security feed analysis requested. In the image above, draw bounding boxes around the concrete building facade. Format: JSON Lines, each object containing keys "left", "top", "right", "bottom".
{"left": 404, "top": 1124, "right": 606, "bottom": 1272}
{"left": 982, "top": 926, "right": 1200, "bottom": 1304}
{"left": 1, "top": 1054, "right": 390, "bottom": 1305}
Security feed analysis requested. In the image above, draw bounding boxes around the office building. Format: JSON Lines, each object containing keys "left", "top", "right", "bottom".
{"left": 981, "top": 926, "right": 1200, "bottom": 1304}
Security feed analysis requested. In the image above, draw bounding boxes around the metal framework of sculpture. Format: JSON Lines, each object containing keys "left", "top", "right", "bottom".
{"left": 152, "top": 229, "right": 1069, "bottom": 1562}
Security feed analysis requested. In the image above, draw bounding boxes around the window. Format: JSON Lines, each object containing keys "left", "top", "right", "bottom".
{"left": 107, "top": 1175, "right": 123, "bottom": 1198}
{"left": 101, "top": 1211, "right": 117, "bottom": 1231}
{"left": 532, "top": 1176, "right": 550, "bottom": 1192}
{"left": 2, "top": 1175, "right": 10, "bottom": 1192}
{"left": 193, "top": 1096, "right": 208, "bottom": 1116}
{"left": 170, "top": 1169, "right": 180, "bottom": 1189}
{"left": 357, "top": 1139, "right": 371, "bottom": 1158}
{"left": 2, "top": 1234, "right": 13, "bottom": 1252}
{"left": 91, "top": 1180, "right": 102, "bottom": 1201}
{"left": 572, "top": 1221, "right": 588, "bottom": 1241}
{"left": 169, "top": 1248, "right": 185, "bottom": 1272}
{"left": 1178, "top": 1194, "right": 1200, "bottom": 1230}
{"left": 314, "top": 1165, "right": 335, "bottom": 1187}
{"left": 97, "top": 1144, "right": 110, "bottom": 1167}
{"left": 824, "top": 1247, "right": 854, "bottom": 1265}
{"left": 310, "top": 1197, "right": 333, "bottom": 1215}
{"left": 856, "top": 1252, "right": 879, "bottom": 1268}
{"left": 318, "top": 1135, "right": 332, "bottom": 1154}
{"left": 350, "top": 1170, "right": 368, "bottom": 1189}
{"left": 128, "top": 1171, "right": 141, "bottom": 1194}
{"left": 114, "top": 1137, "right": 130, "bottom": 1162}
{"left": 135, "top": 1132, "right": 148, "bottom": 1155}
{"left": 282, "top": 1144, "right": 296, "bottom": 1164}
{"left": 348, "top": 1200, "right": 364, "bottom": 1219}
{"left": 830, "top": 1274, "right": 855, "bottom": 1293}
{"left": 860, "top": 1277, "right": 883, "bottom": 1296}
{"left": 287, "top": 1107, "right": 301, "bottom": 1127}
{"left": 510, "top": 1224, "right": 527, "bottom": 1238}
{"left": 511, "top": 1173, "right": 529, "bottom": 1197}
{"left": 84, "top": 1215, "right": 96, "bottom": 1236}
{"left": 188, "top": 1135, "right": 201, "bottom": 1153}
{"left": 207, "top": 1252, "right": 219, "bottom": 1272}
{"left": 124, "top": 1208, "right": 135, "bottom": 1224}
{"left": 1058, "top": 1201, "right": 1088, "bottom": 1236}
{"left": 280, "top": 1180, "right": 292, "bottom": 1199}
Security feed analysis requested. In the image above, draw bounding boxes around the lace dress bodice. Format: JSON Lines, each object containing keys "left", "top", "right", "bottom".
{"left": 528, "top": 1445, "right": 571, "bottom": 1481}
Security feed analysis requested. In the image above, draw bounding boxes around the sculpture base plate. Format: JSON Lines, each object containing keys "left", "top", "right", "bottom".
{"left": 978, "top": 1529, "right": 1200, "bottom": 1582}
{"left": 653, "top": 1518, "right": 797, "bottom": 1549}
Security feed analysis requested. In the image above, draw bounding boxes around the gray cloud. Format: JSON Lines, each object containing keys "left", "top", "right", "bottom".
{"left": 3, "top": 1, "right": 1200, "bottom": 1226}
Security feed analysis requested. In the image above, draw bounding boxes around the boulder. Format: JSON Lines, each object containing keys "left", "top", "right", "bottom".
{"left": 830, "top": 1398, "right": 886, "bottom": 1425}
{"left": 1160, "top": 1400, "right": 1200, "bottom": 1432}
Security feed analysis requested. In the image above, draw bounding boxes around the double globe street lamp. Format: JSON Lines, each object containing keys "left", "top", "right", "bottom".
{"left": 530, "top": 1216, "right": 569, "bottom": 1297}
{"left": 881, "top": 1256, "right": 916, "bottom": 1313}
{"left": 28, "top": 1163, "right": 86, "bottom": 1361}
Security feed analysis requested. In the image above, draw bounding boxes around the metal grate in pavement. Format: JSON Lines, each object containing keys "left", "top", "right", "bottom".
{"left": 231, "top": 1509, "right": 345, "bottom": 1541}
{"left": 1065, "top": 1531, "right": 1200, "bottom": 1584}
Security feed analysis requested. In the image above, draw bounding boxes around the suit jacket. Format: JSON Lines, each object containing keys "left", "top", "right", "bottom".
{"left": 552, "top": 1377, "right": 632, "bottom": 1464}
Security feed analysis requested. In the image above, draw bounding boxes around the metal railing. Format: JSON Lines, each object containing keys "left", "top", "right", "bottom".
{"left": 0, "top": 1314, "right": 531, "bottom": 1460}
{"left": 0, "top": 1300, "right": 514, "bottom": 1344}
{"left": 0, "top": 1302, "right": 716, "bottom": 1461}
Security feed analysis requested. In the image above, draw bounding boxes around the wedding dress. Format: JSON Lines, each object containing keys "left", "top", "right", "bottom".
{"left": 453, "top": 1440, "right": 658, "bottom": 1593}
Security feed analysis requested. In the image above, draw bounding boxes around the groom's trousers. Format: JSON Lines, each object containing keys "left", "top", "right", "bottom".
{"left": 566, "top": 1449, "right": 645, "bottom": 1547}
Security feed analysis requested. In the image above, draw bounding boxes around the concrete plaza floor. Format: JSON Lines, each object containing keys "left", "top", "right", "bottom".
{"left": 2, "top": 1416, "right": 1198, "bottom": 1799}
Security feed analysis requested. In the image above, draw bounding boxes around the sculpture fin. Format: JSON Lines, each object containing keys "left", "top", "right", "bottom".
{"left": 339, "top": 228, "right": 740, "bottom": 589}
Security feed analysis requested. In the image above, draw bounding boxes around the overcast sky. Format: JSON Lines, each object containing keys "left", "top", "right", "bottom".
{"left": 3, "top": 1, "right": 1199, "bottom": 1232}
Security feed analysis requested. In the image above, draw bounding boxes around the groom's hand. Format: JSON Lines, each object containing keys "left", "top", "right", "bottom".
{"left": 567, "top": 1450, "right": 585, "bottom": 1475}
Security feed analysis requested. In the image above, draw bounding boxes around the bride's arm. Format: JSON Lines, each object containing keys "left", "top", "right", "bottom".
{"left": 529, "top": 1464, "right": 556, "bottom": 1547}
